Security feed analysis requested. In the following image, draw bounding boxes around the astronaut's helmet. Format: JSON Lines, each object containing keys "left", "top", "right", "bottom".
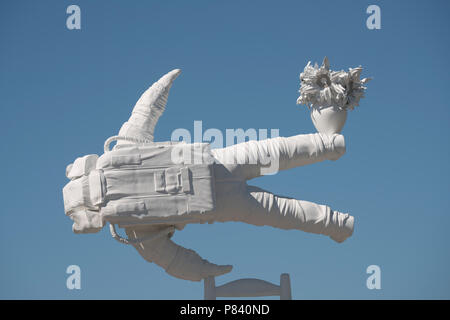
{"left": 62, "top": 154, "right": 106, "bottom": 233}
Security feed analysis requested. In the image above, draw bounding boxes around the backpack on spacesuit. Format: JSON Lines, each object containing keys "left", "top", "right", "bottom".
{"left": 62, "top": 136, "right": 217, "bottom": 233}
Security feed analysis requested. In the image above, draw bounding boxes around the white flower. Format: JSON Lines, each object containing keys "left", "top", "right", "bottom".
{"left": 297, "top": 57, "right": 371, "bottom": 110}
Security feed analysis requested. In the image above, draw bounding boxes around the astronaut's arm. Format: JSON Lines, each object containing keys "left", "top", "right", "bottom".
{"left": 124, "top": 227, "right": 232, "bottom": 282}
{"left": 211, "top": 132, "right": 346, "bottom": 181}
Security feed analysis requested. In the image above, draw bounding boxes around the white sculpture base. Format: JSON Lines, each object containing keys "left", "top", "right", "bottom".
{"left": 204, "top": 273, "right": 292, "bottom": 300}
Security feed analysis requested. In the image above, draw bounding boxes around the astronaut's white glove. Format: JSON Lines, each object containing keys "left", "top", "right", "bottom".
{"left": 323, "top": 133, "right": 346, "bottom": 161}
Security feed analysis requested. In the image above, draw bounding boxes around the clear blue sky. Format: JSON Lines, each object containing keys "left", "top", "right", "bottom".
{"left": 1, "top": 0, "right": 449, "bottom": 299}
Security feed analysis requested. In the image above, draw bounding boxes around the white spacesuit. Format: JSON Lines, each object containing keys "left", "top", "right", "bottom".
{"left": 62, "top": 69, "right": 354, "bottom": 282}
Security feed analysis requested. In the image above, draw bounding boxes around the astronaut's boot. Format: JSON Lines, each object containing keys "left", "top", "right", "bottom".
{"left": 328, "top": 211, "right": 355, "bottom": 243}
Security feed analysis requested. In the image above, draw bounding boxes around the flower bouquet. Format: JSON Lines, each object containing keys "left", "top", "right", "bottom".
{"left": 296, "top": 57, "right": 371, "bottom": 134}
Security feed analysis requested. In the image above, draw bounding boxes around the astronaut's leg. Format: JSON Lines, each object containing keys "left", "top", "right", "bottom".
{"left": 211, "top": 133, "right": 346, "bottom": 181}
{"left": 213, "top": 184, "right": 354, "bottom": 243}
{"left": 247, "top": 186, "right": 354, "bottom": 242}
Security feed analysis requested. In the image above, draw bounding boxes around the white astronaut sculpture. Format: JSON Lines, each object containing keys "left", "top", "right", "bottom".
{"left": 63, "top": 59, "right": 369, "bottom": 282}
